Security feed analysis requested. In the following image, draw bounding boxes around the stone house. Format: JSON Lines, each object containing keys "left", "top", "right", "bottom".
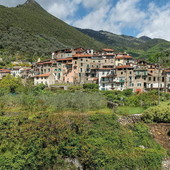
{"left": 98, "top": 68, "right": 115, "bottom": 90}
{"left": 34, "top": 73, "right": 55, "bottom": 86}
{"left": 0, "top": 69, "right": 11, "bottom": 79}
{"left": 146, "top": 68, "right": 164, "bottom": 91}
{"left": 115, "top": 54, "right": 134, "bottom": 66}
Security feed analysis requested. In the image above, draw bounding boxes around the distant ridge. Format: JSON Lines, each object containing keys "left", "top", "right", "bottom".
{"left": 76, "top": 28, "right": 170, "bottom": 58}
{"left": 0, "top": 0, "right": 170, "bottom": 61}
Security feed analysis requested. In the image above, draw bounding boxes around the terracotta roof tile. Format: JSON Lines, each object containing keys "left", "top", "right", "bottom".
{"left": 115, "top": 55, "right": 133, "bottom": 59}
{"left": 73, "top": 54, "right": 92, "bottom": 58}
{"left": 57, "top": 57, "right": 73, "bottom": 61}
{"left": 0, "top": 69, "right": 11, "bottom": 73}
{"left": 102, "top": 49, "right": 114, "bottom": 52}
{"left": 34, "top": 73, "right": 51, "bottom": 77}
{"left": 116, "top": 65, "right": 133, "bottom": 69}
{"left": 99, "top": 68, "right": 113, "bottom": 70}
{"left": 165, "top": 70, "right": 170, "bottom": 73}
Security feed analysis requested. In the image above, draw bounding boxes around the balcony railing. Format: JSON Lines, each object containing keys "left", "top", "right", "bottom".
{"left": 100, "top": 80, "right": 113, "bottom": 83}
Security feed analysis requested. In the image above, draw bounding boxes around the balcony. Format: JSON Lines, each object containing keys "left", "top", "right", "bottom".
{"left": 119, "top": 79, "right": 125, "bottom": 83}
{"left": 114, "top": 79, "right": 125, "bottom": 83}
{"left": 100, "top": 78, "right": 113, "bottom": 83}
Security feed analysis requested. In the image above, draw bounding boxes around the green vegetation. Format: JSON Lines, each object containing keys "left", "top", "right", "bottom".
{"left": 0, "top": 1, "right": 106, "bottom": 60}
{"left": 115, "top": 106, "right": 146, "bottom": 115}
{"left": 0, "top": 106, "right": 166, "bottom": 169}
{"left": 102, "top": 89, "right": 170, "bottom": 108}
{"left": 0, "top": 77, "right": 169, "bottom": 169}
{"left": 0, "top": 0, "right": 170, "bottom": 62}
{"left": 142, "top": 102, "right": 170, "bottom": 123}
{"left": 77, "top": 28, "right": 170, "bottom": 58}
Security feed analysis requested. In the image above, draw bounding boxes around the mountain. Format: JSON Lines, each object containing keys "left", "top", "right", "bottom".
{"left": 0, "top": 0, "right": 170, "bottom": 62}
{"left": 0, "top": 0, "right": 106, "bottom": 60}
{"left": 76, "top": 28, "right": 170, "bottom": 58}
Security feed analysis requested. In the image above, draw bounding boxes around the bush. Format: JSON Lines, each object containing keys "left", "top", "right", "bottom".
{"left": 142, "top": 102, "right": 170, "bottom": 123}
{"left": 83, "top": 83, "right": 99, "bottom": 90}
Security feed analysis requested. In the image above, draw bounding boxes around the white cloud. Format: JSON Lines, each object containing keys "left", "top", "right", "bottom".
{"left": 1, "top": 0, "right": 170, "bottom": 40}
{"left": 0, "top": 0, "right": 25, "bottom": 7}
{"left": 47, "top": 0, "right": 82, "bottom": 21}
{"left": 137, "top": 3, "right": 170, "bottom": 40}
{"left": 72, "top": 0, "right": 146, "bottom": 34}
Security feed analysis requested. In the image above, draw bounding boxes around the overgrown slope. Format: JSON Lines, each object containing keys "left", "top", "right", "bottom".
{"left": 0, "top": 1, "right": 106, "bottom": 59}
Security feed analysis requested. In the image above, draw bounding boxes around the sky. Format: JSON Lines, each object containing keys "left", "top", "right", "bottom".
{"left": 0, "top": 0, "right": 170, "bottom": 41}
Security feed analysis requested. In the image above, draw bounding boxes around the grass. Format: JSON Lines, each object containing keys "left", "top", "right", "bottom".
{"left": 115, "top": 106, "right": 146, "bottom": 116}
{"left": 87, "top": 108, "right": 113, "bottom": 115}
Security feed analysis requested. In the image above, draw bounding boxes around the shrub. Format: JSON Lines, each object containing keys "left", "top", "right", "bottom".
{"left": 83, "top": 83, "right": 99, "bottom": 90}
{"left": 142, "top": 102, "right": 170, "bottom": 123}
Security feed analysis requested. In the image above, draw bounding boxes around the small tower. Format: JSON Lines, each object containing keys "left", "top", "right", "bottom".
{"left": 37, "top": 58, "right": 41, "bottom": 62}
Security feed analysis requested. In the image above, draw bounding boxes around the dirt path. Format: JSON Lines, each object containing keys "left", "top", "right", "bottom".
{"left": 148, "top": 123, "right": 170, "bottom": 150}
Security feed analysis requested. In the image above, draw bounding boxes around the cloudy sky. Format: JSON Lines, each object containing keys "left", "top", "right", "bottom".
{"left": 0, "top": 0, "right": 170, "bottom": 41}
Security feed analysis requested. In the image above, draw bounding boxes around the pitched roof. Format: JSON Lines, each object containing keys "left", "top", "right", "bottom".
{"left": 37, "top": 61, "right": 53, "bottom": 65}
{"left": 115, "top": 55, "right": 133, "bottom": 59}
{"left": 34, "top": 73, "right": 51, "bottom": 77}
{"left": 73, "top": 54, "right": 92, "bottom": 58}
{"left": 116, "top": 65, "right": 133, "bottom": 69}
{"left": 99, "top": 68, "right": 113, "bottom": 71}
{"left": 102, "top": 49, "right": 114, "bottom": 52}
{"left": 0, "top": 69, "right": 11, "bottom": 73}
{"left": 57, "top": 57, "right": 73, "bottom": 61}
{"left": 165, "top": 70, "right": 170, "bottom": 73}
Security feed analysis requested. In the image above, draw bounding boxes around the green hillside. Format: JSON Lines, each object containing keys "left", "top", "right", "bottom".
{"left": 0, "top": 0, "right": 170, "bottom": 62}
{"left": 0, "top": 0, "right": 106, "bottom": 60}
{"left": 77, "top": 28, "right": 170, "bottom": 59}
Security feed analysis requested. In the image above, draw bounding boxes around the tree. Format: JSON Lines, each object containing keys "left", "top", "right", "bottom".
{"left": 0, "top": 74, "right": 23, "bottom": 94}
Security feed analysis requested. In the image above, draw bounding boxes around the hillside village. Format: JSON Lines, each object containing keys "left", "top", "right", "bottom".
{"left": 0, "top": 47, "right": 170, "bottom": 92}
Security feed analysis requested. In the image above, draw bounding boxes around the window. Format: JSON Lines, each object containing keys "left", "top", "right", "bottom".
{"left": 81, "top": 63, "right": 83, "bottom": 66}
{"left": 80, "top": 68, "right": 83, "bottom": 72}
{"left": 136, "top": 71, "right": 140, "bottom": 75}
{"left": 58, "top": 73, "right": 61, "bottom": 79}
{"left": 130, "top": 83, "right": 134, "bottom": 87}
{"left": 48, "top": 69, "right": 50, "bottom": 72}
{"left": 81, "top": 59, "right": 83, "bottom": 61}
{"left": 75, "top": 61, "right": 77, "bottom": 64}
{"left": 137, "top": 83, "right": 142, "bottom": 86}
{"left": 130, "top": 71, "right": 132, "bottom": 74}
{"left": 121, "top": 72, "right": 123, "bottom": 75}
{"left": 149, "top": 77, "right": 151, "bottom": 81}
{"left": 153, "top": 77, "right": 156, "bottom": 81}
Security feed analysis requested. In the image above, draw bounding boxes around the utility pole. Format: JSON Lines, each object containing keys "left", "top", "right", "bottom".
{"left": 158, "top": 56, "right": 161, "bottom": 105}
